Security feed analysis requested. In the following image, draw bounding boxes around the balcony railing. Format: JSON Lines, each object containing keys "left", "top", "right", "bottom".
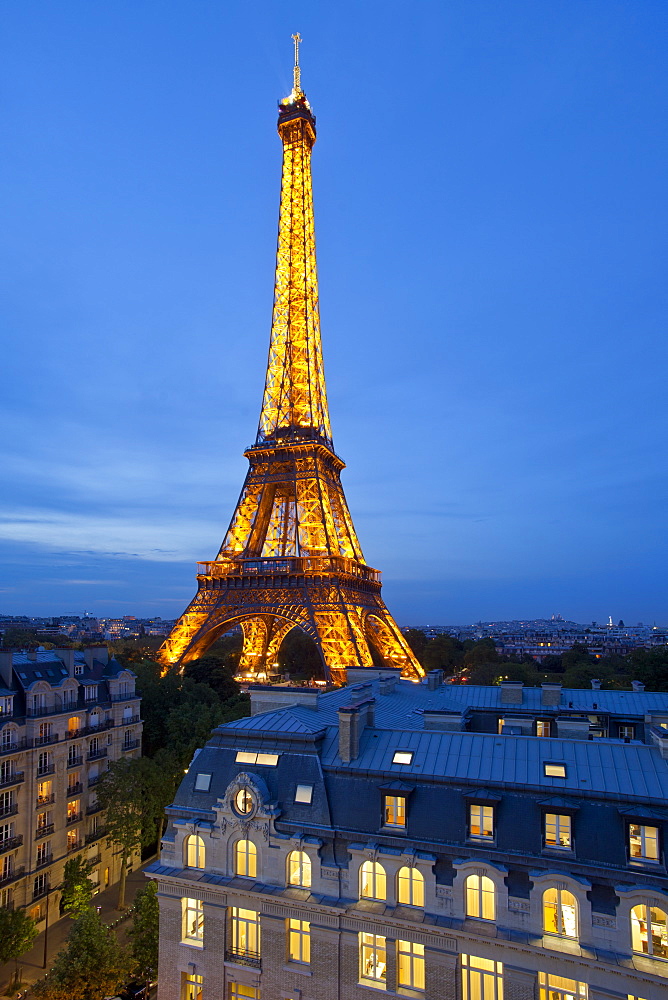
{"left": 36, "top": 764, "right": 55, "bottom": 777}
{"left": 122, "top": 740, "right": 141, "bottom": 752}
{"left": 67, "top": 840, "right": 82, "bottom": 854}
{"left": 224, "top": 949, "right": 261, "bottom": 969}
{"left": 0, "top": 804, "right": 18, "bottom": 819}
{"left": 85, "top": 827, "right": 107, "bottom": 844}
{"left": 87, "top": 748, "right": 108, "bottom": 762}
{"left": 120, "top": 715, "right": 141, "bottom": 726}
{"left": 0, "top": 771, "right": 24, "bottom": 789}
{"left": 0, "top": 865, "right": 24, "bottom": 888}
{"left": 86, "top": 853, "right": 101, "bottom": 866}
{"left": 88, "top": 774, "right": 100, "bottom": 787}
{"left": 0, "top": 835, "right": 23, "bottom": 854}
{"left": 36, "top": 794, "right": 55, "bottom": 808}
{"left": 82, "top": 720, "right": 114, "bottom": 736}
{"left": 67, "top": 755, "right": 83, "bottom": 769}
{"left": 33, "top": 734, "right": 59, "bottom": 748}
{"left": 66, "top": 812, "right": 82, "bottom": 826}
{"left": 32, "top": 880, "right": 50, "bottom": 901}
{"left": 86, "top": 802, "right": 102, "bottom": 815}
{"left": 35, "top": 824, "right": 54, "bottom": 840}
{"left": 67, "top": 782, "right": 83, "bottom": 797}
{"left": 111, "top": 692, "right": 137, "bottom": 702}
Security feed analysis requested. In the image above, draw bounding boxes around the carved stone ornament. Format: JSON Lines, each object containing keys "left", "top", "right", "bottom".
{"left": 218, "top": 771, "right": 280, "bottom": 826}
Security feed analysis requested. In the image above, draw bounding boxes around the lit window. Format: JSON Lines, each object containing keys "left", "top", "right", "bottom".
{"left": 234, "top": 839, "right": 257, "bottom": 878}
{"left": 228, "top": 987, "right": 258, "bottom": 1000}
{"left": 397, "top": 940, "right": 424, "bottom": 991}
{"left": 465, "top": 874, "right": 495, "bottom": 921}
{"left": 359, "top": 932, "right": 387, "bottom": 988}
{"left": 295, "top": 783, "right": 313, "bottom": 804}
{"left": 229, "top": 906, "right": 260, "bottom": 960}
{"left": 536, "top": 720, "right": 551, "bottom": 737}
{"left": 461, "top": 954, "right": 503, "bottom": 1000}
{"left": 538, "top": 973, "right": 587, "bottom": 1000}
{"left": 397, "top": 866, "right": 424, "bottom": 908}
{"left": 545, "top": 813, "right": 572, "bottom": 851}
{"left": 181, "top": 897, "right": 204, "bottom": 946}
{"left": 194, "top": 773, "right": 211, "bottom": 792}
{"left": 543, "top": 888, "right": 578, "bottom": 938}
{"left": 620, "top": 724, "right": 635, "bottom": 740}
{"left": 287, "top": 918, "right": 310, "bottom": 964}
{"left": 287, "top": 850, "right": 311, "bottom": 888}
{"left": 185, "top": 834, "right": 205, "bottom": 869}
{"left": 469, "top": 804, "right": 494, "bottom": 841}
{"left": 360, "top": 860, "right": 386, "bottom": 901}
{"left": 631, "top": 904, "right": 668, "bottom": 959}
{"left": 392, "top": 751, "right": 413, "bottom": 765}
{"left": 235, "top": 751, "right": 279, "bottom": 766}
{"left": 383, "top": 795, "right": 406, "bottom": 828}
{"left": 182, "top": 970, "right": 203, "bottom": 1000}
{"left": 544, "top": 763, "right": 567, "bottom": 778}
{"left": 629, "top": 824, "right": 659, "bottom": 863}
{"left": 234, "top": 788, "right": 254, "bottom": 815}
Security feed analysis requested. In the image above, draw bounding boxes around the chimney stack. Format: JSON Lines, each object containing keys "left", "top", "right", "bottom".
{"left": 632, "top": 680, "right": 646, "bottom": 693}
{"left": 427, "top": 670, "right": 443, "bottom": 691}
{"left": 590, "top": 679, "right": 601, "bottom": 690}
{"left": 500, "top": 681, "right": 524, "bottom": 705}
{"left": 338, "top": 697, "right": 375, "bottom": 762}
{"left": 84, "top": 646, "right": 109, "bottom": 669}
{"left": 54, "top": 649, "right": 76, "bottom": 677}
{"left": 541, "top": 683, "right": 562, "bottom": 707}
{"left": 0, "top": 651, "right": 13, "bottom": 688}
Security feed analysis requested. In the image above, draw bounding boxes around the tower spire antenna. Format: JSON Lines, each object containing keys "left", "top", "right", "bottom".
{"left": 292, "top": 32, "right": 302, "bottom": 96}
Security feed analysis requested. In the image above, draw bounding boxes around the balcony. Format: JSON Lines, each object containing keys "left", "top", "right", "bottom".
{"left": 198, "top": 553, "right": 381, "bottom": 585}
{"left": 36, "top": 794, "right": 55, "bottom": 808}
{"left": 120, "top": 714, "right": 141, "bottom": 726}
{"left": 27, "top": 703, "right": 75, "bottom": 719}
{"left": 85, "top": 827, "right": 107, "bottom": 844}
{"left": 34, "top": 853, "right": 53, "bottom": 871}
{"left": 0, "top": 803, "right": 18, "bottom": 820}
{"left": 86, "top": 853, "right": 101, "bottom": 866}
{"left": 0, "top": 835, "right": 23, "bottom": 854}
{"left": 86, "top": 802, "right": 102, "bottom": 816}
{"left": 33, "top": 733, "right": 59, "bottom": 748}
{"left": 88, "top": 774, "right": 100, "bottom": 787}
{"left": 0, "top": 865, "right": 24, "bottom": 888}
{"left": 35, "top": 824, "right": 54, "bottom": 840}
{"left": 111, "top": 692, "right": 136, "bottom": 702}
{"left": 87, "top": 748, "right": 107, "bottom": 762}
{"left": 224, "top": 950, "right": 261, "bottom": 970}
{"left": 122, "top": 740, "right": 141, "bottom": 752}
{"left": 67, "top": 755, "right": 83, "bottom": 769}
{"left": 67, "top": 840, "right": 82, "bottom": 854}
{"left": 0, "top": 771, "right": 24, "bottom": 789}
{"left": 66, "top": 812, "right": 83, "bottom": 826}
{"left": 36, "top": 764, "right": 55, "bottom": 777}
{"left": 66, "top": 782, "right": 83, "bottom": 798}
{"left": 0, "top": 739, "right": 27, "bottom": 756}
{"left": 32, "top": 880, "right": 50, "bottom": 901}
{"left": 82, "top": 719, "right": 114, "bottom": 736}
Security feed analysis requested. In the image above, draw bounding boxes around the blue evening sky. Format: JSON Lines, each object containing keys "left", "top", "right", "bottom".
{"left": 1, "top": 1, "right": 666, "bottom": 625}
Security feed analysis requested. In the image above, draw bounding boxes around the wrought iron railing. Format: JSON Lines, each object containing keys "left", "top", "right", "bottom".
{"left": 198, "top": 554, "right": 380, "bottom": 583}
{"left": 35, "top": 794, "right": 55, "bottom": 808}
{"left": 0, "top": 865, "right": 24, "bottom": 887}
{"left": 66, "top": 812, "right": 83, "bottom": 826}
{"left": 35, "top": 824, "right": 54, "bottom": 840}
{"left": 224, "top": 949, "right": 261, "bottom": 969}
{"left": 0, "top": 771, "right": 23, "bottom": 789}
{"left": 66, "top": 783, "right": 83, "bottom": 797}
{"left": 0, "top": 835, "right": 23, "bottom": 854}
{"left": 87, "top": 748, "right": 108, "bottom": 761}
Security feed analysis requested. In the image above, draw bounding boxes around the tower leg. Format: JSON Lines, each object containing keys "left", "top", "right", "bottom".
{"left": 239, "top": 618, "right": 270, "bottom": 676}
{"left": 365, "top": 611, "right": 424, "bottom": 679}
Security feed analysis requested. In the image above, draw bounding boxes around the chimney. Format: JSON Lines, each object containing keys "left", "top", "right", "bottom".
{"left": 427, "top": 670, "right": 443, "bottom": 691}
{"left": 590, "top": 679, "right": 601, "bottom": 691}
{"left": 379, "top": 674, "right": 398, "bottom": 695}
{"left": 541, "top": 683, "right": 562, "bottom": 707}
{"left": 632, "top": 680, "right": 645, "bottom": 693}
{"left": 27, "top": 651, "right": 37, "bottom": 661}
{"left": 500, "top": 681, "right": 523, "bottom": 705}
{"left": 84, "top": 646, "right": 109, "bottom": 669}
{"left": 338, "top": 697, "right": 375, "bottom": 762}
{"left": 54, "top": 649, "right": 76, "bottom": 677}
{"left": 0, "top": 651, "right": 13, "bottom": 688}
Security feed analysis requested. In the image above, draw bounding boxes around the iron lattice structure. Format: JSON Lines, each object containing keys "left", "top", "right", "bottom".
{"left": 159, "top": 51, "right": 422, "bottom": 685}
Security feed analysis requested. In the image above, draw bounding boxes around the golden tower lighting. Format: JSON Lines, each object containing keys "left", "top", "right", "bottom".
{"left": 159, "top": 38, "right": 423, "bottom": 685}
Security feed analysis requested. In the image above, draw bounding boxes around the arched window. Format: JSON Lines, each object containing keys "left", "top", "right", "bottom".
{"left": 234, "top": 839, "right": 257, "bottom": 879}
{"left": 287, "top": 850, "right": 311, "bottom": 888}
{"left": 465, "top": 874, "right": 495, "bottom": 920}
{"left": 360, "top": 861, "right": 386, "bottom": 901}
{"left": 631, "top": 904, "right": 668, "bottom": 959}
{"left": 397, "top": 866, "right": 424, "bottom": 908}
{"left": 543, "top": 888, "right": 578, "bottom": 938}
{"left": 185, "top": 834, "right": 205, "bottom": 869}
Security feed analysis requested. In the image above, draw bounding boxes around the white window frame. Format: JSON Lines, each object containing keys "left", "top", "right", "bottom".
{"left": 287, "top": 917, "right": 310, "bottom": 964}
{"left": 538, "top": 972, "right": 587, "bottom": 1000}
{"left": 181, "top": 897, "right": 204, "bottom": 947}
{"left": 230, "top": 906, "right": 260, "bottom": 959}
{"left": 545, "top": 813, "right": 572, "bottom": 851}
{"left": 397, "top": 939, "right": 425, "bottom": 991}
{"left": 461, "top": 954, "right": 503, "bottom": 1000}
{"left": 359, "top": 860, "right": 387, "bottom": 901}
{"left": 629, "top": 823, "right": 659, "bottom": 863}
{"left": 469, "top": 804, "right": 494, "bottom": 841}
{"left": 287, "top": 850, "right": 311, "bottom": 888}
{"left": 359, "top": 932, "right": 387, "bottom": 988}
{"left": 465, "top": 873, "right": 495, "bottom": 921}
{"left": 397, "top": 866, "right": 425, "bottom": 908}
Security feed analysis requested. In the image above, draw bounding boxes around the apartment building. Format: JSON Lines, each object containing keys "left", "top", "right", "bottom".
{"left": 150, "top": 669, "right": 668, "bottom": 1000}
{"left": 0, "top": 647, "right": 142, "bottom": 923}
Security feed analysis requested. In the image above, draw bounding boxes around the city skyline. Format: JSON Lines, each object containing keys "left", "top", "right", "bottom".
{"left": 1, "top": 2, "right": 667, "bottom": 624}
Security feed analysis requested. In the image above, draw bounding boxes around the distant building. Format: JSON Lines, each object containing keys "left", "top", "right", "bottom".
{"left": 149, "top": 670, "right": 668, "bottom": 1000}
{"left": 0, "top": 647, "right": 142, "bottom": 922}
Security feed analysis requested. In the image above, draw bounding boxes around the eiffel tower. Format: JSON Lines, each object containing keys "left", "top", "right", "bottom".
{"left": 159, "top": 37, "right": 423, "bottom": 685}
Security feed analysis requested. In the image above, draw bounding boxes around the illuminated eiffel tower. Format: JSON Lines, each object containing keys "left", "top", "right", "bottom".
{"left": 159, "top": 37, "right": 422, "bottom": 685}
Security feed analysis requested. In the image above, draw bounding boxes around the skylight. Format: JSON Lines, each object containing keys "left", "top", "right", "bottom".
{"left": 544, "top": 762, "right": 567, "bottom": 778}
{"left": 295, "top": 784, "right": 313, "bottom": 804}
{"left": 235, "top": 751, "right": 279, "bottom": 766}
{"left": 194, "top": 773, "right": 212, "bottom": 791}
{"left": 392, "top": 751, "right": 414, "bottom": 765}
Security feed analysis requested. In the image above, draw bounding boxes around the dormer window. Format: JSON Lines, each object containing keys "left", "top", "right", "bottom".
{"left": 0, "top": 698, "right": 12, "bottom": 717}
{"left": 84, "top": 686, "right": 96, "bottom": 702}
